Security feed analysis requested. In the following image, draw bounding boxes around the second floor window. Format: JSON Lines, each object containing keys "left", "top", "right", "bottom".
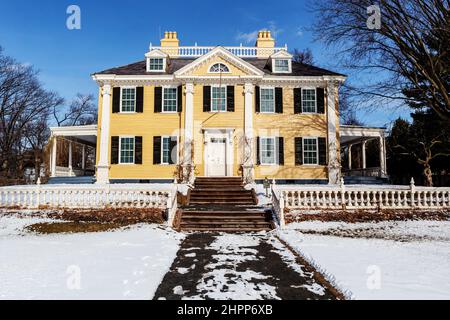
{"left": 302, "top": 89, "right": 317, "bottom": 113}
{"left": 274, "top": 59, "right": 289, "bottom": 72}
{"left": 149, "top": 58, "right": 164, "bottom": 71}
{"left": 260, "top": 88, "right": 275, "bottom": 113}
{"left": 163, "top": 87, "right": 177, "bottom": 112}
{"left": 211, "top": 86, "right": 226, "bottom": 112}
{"left": 261, "top": 137, "right": 276, "bottom": 165}
{"left": 303, "top": 137, "right": 318, "bottom": 165}
{"left": 120, "top": 137, "right": 135, "bottom": 164}
{"left": 121, "top": 88, "right": 136, "bottom": 112}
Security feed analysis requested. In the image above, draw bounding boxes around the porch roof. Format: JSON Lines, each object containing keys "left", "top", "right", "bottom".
{"left": 50, "top": 125, "right": 98, "bottom": 146}
{"left": 340, "top": 125, "right": 386, "bottom": 146}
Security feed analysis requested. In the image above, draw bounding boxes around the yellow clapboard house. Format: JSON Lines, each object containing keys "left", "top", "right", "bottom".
{"left": 90, "top": 31, "right": 347, "bottom": 185}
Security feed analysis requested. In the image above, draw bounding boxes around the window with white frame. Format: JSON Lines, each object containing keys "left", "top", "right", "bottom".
{"left": 302, "top": 89, "right": 317, "bottom": 113}
{"left": 260, "top": 88, "right": 275, "bottom": 113}
{"left": 303, "top": 138, "right": 318, "bottom": 165}
{"left": 121, "top": 88, "right": 136, "bottom": 112}
{"left": 261, "top": 137, "right": 276, "bottom": 165}
{"left": 149, "top": 58, "right": 164, "bottom": 71}
{"left": 274, "top": 59, "right": 289, "bottom": 72}
{"left": 163, "top": 87, "right": 177, "bottom": 112}
{"left": 209, "top": 63, "right": 230, "bottom": 73}
{"left": 162, "top": 137, "right": 171, "bottom": 164}
{"left": 211, "top": 86, "right": 226, "bottom": 112}
{"left": 120, "top": 137, "right": 135, "bottom": 164}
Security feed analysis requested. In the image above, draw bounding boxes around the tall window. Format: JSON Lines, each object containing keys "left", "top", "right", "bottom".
{"left": 211, "top": 86, "right": 226, "bottom": 112}
{"left": 149, "top": 58, "right": 164, "bottom": 71}
{"left": 162, "top": 137, "right": 171, "bottom": 164}
{"left": 209, "top": 63, "right": 230, "bottom": 73}
{"left": 302, "top": 89, "right": 317, "bottom": 113}
{"left": 261, "top": 137, "right": 276, "bottom": 165}
{"left": 274, "top": 59, "right": 289, "bottom": 72}
{"left": 163, "top": 87, "right": 177, "bottom": 112}
{"left": 260, "top": 88, "right": 275, "bottom": 113}
{"left": 120, "top": 137, "right": 135, "bottom": 164}
{"left": 121, "top": 88, "right": 136, "bottom": 112}
{"left": 303, "top": 138, "right": 318, "bottom": 165}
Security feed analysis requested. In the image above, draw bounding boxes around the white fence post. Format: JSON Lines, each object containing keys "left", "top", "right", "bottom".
{"left": 340, "top": 178, "right": 346, "bottom": 209}
{"left": 410, "top": 177, "right": 416, "bottom": 208}
{"left": 279, "top": 193, "right": 286, "bottom": 227}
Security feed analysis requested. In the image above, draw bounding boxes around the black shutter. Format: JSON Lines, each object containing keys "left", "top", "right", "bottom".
{"left": 136, "top": 87, "right": 144, "bottom": 113}
{"left": 317, "top": 88, "right": 325, "bottom": 114}
{"left": 294, "top": 88, "right": 302, "bottom": 114}
{"left": 112, "top": 88, "right": 120, "bottom": 113}
{"left": 153, "top": 136, "right": 161, "bottom": 164}
{"left": 277, "top": 137, "right": 284, "bottom": 165}
{"left": 295, "top": 137, "right": 303, "bottom": 165}
{"left": 275, "top": 87, "right": 283, "bottom": 113}
{"left": 255, "top": 86, "right": 260, "bottom": 113}
{"left": 318, "top": 137, "right": 327, "bottom": 165}
{"left": 154, "top": 87, "right": 162, "bottom": 113}
{"left": 227, "top": 86, "right": 235, "bottom": 112}
{"left": 111, "top": 136, "right": 119, "bottom": 164}
{"left": 177, "top": 85, "right": 182, "bottom": 112}
{"left": 203, "top": 86, "right": 211, "bottom": 112}
{"left": 256, "top": 137, "right": 261, "bottom": 165}
{"left": 135, "top": 136, "right": 143, "bottom": 164}
{"left": 169, "top": 137, "right": 178, "bottom": 165}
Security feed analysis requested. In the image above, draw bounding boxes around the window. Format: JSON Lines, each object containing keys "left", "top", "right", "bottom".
{"left": 149, "top": 58, "right": 164, "bottom": 71}
{"left": 303, "top": 138, "right": 318, "bottom": 165}
{"left": 261, "top": 137, "right": 276, "bottom": 165}
{"left": 211, "top": 86, "right": 227, "bottom": 112}
{"left": 260, "top": 88, "right": 275, "bottom": 113}
{"left": 121, "top": 88, "right": 136, "bottom": 112}
{"left": 120, "top": 137, "right": 135, "bottom": 164}
{"left": 209, "top": 63, "right": 230, "bottom": 73}
{"left": 163, "top": 87, "right": 177, "bottom": 112}
{"left": 302, "top": 89, "right": 317, "bottom": 113}
{"left": 162, "top": 137, "right": 171, "bottom": 164}
{"left": 274, "top": 59, "right": 289, "bottom": 72}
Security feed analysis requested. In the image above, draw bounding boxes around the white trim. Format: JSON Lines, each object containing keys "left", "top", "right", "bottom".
{"left": 259, "top": 86, "right": 276, "bottom": 114}
{"left": 302, "top": 137, "right": 319, "bottom": 166}
{"left": 50, "top": 125, "right": 97, "bottom": 137}
{"left": 210, "top": 85, "right": 227, "bottom": 113}
{"left": 259, "top": 136, "right": 277, "bottom": 165}
{"left": 272, "top": 58, "right": 292, "bottom": 74}
{"left": 301, "top": 88, "right": 318, "bottom": 114}
{"left": 120, "top": 86, "right": 137, "bottom": 113}
{"left": 162, "top": 85, "right": 179, "bottom": 113}
{"left": 118, "top": 136, "right": 135, "bottom": 165}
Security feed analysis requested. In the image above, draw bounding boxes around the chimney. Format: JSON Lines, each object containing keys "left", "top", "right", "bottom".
{"left": 160, "top": 31, "right": 179, "bottom": 57}
{"left": 255, "top": 30, "right": 275, "bottom": 48}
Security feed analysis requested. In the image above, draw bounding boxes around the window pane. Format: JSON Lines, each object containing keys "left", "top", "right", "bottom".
{"left": 275, "top": 59, "right": 289, "bottom": 72}
{"left": 120, "top": 137, "right": 135, "bottom": 164}
{"left": 303, "top": 138, "right": 318, "bottom": 164}
{"left": 211, "top": 87, "right": 226, "bottom": 111}
{"left": 163, "top": 88, "right": 177, "bottom": 112}
{"left": 162, "top": 137, "right": 170, "bottom": 164}
{"left": 149, "top": 58, "right": 164, "bottom": 71}
{"left": 261, "top": 138, "right": 275, "bottom": 164}
{"left": 302, "top": 89, "right": 316, "bottom": 113}
{"left": 260, "top": 88, "right": 275, "bottom": 112}
{"left": 121, "top": 88, "right": 136, "bottom": 112}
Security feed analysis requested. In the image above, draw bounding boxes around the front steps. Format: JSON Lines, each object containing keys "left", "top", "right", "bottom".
{"left": 178, "top": 177, "right": 273, "bottom": 232}
{"left": 344, "top": 176, "right": 389, "bottom": 185}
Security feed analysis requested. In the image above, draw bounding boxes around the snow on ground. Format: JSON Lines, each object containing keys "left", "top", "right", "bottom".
{"left": 279, "top": 220, "right": 450, "bottom": 300}
{"left": 246, "top": 184, "right": 272, "bottom": 206}
{"left": 0, "top": 214, "right": 184, "bottom": 300}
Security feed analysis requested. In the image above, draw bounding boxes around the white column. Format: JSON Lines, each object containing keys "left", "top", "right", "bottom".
{"left": 82, "top": 145, "right": 86, "bottom": 170}
{"left": 348, "top": 144, "right": 353, "bottom": 170}
{"left": 68, "top": 141, "right": 73, "bottom": 176}
{"left": 184, "top": 83, "right": 194, "bottom": 183}
{"left": 51, "top": 136, "right": 57, "bottom": 177}
{"left": 326, "top": 81, "right": 340, "bottom": 184}
{"left": 379, "top": 135, "right": 387, "bottom": 177}
{"left": 243, "top": 83, "right": 255, "bottom": 183}
{"left": 96, "top": 84, "right": 112, "bottom": 184}
{"left": 362, "top": 141, "right": 367, "bottom": 169}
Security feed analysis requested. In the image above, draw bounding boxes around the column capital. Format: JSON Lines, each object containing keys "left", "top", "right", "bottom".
{"left": 102, "top": 84, "right": 112, "bottom": 96}
{"left": 244, "top": 83, "right": 255, "bottom": 94}
{"left": 185, "top": 82, "right": 195, "bottom": 94}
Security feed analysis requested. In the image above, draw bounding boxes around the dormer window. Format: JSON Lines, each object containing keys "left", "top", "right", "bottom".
{"left": 274, "top": 59, "right": 289, "bottom": 72}
{"left": 149, "top": 58, "right": 164, "bottom": 71}
{"left": 209, "top": 63, "right": 230, "bottom": 73}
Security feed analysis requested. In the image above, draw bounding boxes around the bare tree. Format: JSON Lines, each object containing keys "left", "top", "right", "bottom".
{"left": 292, "top": 48, "right": 315, "bottom": 64}
{"left": 311, "top": 0, "right": 450, "bottom": 121}
{"left": 53, "top": 93, "right": 97, "bottom": 126}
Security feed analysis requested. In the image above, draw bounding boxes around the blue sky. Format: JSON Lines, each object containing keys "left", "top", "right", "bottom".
{"left": 0, "top": 0, "right": 408, "bottom": 127}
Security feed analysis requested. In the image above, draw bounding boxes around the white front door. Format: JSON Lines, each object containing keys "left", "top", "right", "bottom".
{"left": 207, "top": 137, "right": 227, "bottom": 176}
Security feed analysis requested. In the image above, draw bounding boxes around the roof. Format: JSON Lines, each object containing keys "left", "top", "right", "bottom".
{"left": 94, "top": 58, "right": 345, "bottom": 77}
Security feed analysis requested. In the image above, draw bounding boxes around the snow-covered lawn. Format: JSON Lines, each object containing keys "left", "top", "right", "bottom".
{"left": 0, "top": 213, "right": 184, "bottom": 300}
{"left": 279, "top": 220, "right": 450, "bottom": 300}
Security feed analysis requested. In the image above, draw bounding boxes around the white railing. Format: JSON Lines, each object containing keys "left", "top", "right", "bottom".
{"left": 149, "top": 45, "right": 288, "bottom": 58}
{"left": 271, "top": 187, "right": 286, "bottom": 227}
{"left": 272, "top": 179, "right": 450, "bottom": 215}
{"left": 0, "top": 184, "right": 177, "bottom": 210}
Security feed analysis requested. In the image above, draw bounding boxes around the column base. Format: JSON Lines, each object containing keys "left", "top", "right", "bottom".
{"left": 328, "top": 167, "right": 341, "bottom": 185}
{"left": 242, "top": 164, "right": 255, "bottom": 185}
{"left": 96, "top": 165, "right": 110, "bottom": 184}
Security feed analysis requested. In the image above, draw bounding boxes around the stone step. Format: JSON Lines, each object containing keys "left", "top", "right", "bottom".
{"left": 182, "top": 212, "right": 267, "bottom": 218}
{"left": 189, "top": 200, "right": 255, "bottom": 205}
{"left": 180, "top": 227, "right": 272, "bottom": 232}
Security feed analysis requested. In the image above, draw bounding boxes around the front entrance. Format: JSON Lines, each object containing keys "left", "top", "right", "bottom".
{"left": 204, "top": 129, "right": 234, "bottom": 177}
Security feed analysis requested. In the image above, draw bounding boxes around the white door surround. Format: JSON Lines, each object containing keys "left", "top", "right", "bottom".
{"left": 203, "top": 128, "right": 234, "bottom": 177}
